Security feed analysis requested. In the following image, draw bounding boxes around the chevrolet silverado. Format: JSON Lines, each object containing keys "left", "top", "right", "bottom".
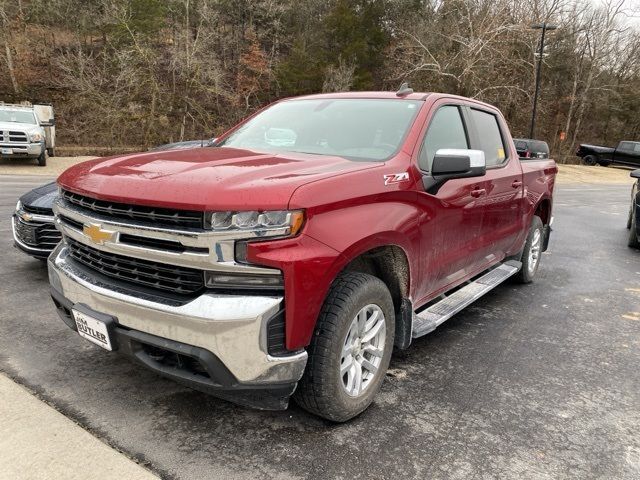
{"left": 48, "top": 91, "right": 557, "bottom": 421}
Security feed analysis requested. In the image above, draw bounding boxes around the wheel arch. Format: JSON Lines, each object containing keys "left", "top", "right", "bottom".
{"left": 533, "top": 197, "right": 553, "bottom": 252}
{"left": 338, "top": 241, "right": 414, "bottom": 349}
{"left": 534, "top": 197, "right": 552, "bottom": 225}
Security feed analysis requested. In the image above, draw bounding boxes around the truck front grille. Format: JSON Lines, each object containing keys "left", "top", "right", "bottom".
{"left": 66, "top": 237, "right": 205, "bottom": 295}
{"left": 61, "top": 190, "right": 205, "bottom": 230}
{"left": 14, "top": 217, "right": 62, "bottom": 249}
{"left": 2, "top": 131, "right": 28, "bottom": 143}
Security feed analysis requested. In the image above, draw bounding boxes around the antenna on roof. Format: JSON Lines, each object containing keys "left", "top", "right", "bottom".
{"left": 396, "top": 81, "right": 414, "bottom": 97}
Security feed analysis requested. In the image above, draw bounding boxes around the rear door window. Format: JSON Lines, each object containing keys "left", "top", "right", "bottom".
{"left": 470, "top": 109, "right": 507, "bottom": 166}
{"left": 534, "top": 141, "right": 549, "bottom": 154}
{"left": 419, "top": 106, "right": 469, "bottom": 172}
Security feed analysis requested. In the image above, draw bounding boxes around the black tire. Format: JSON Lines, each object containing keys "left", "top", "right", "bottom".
{"left": 628, "top": 187, "right": 637, "bottom": 230}
{"left": 628, "top": 207, "right": 640, "bottom": 248}
{"left": 37, "top": 151, "right": 47, "bottom": 167}
{"left": 47, "top": 147, "right": 55, "bottom": 157}
{"left": 582, "top": 155, "right": 597, "bottom": 166}
{"left": 294, "top": 272, "right": 395, "bottom": 422}
{"left": 515, "top": 215, "right": 544, "bottom": 284}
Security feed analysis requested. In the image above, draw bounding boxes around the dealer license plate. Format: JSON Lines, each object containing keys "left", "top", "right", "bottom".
{"left": 73, "top": 309, "right": 113, "bottom": 351}
{"left": 1, "top": 148, "right": 12, "bottom": 155}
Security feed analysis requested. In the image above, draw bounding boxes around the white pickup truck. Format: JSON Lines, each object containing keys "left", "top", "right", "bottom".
{"left": 0, "top": 102, "right": 55, "bottom": 166}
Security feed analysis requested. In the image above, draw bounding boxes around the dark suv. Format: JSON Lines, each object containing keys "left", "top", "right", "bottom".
{"left": 514, "top": 138, "right": 550, "bottom": 159}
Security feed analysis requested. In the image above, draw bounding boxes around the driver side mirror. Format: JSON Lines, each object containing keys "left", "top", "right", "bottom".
{"left": 631, "top": 169, "right": 640, "bottom": 179}
{"left": 423, "top": 149, "right": 486, "bottom": 193}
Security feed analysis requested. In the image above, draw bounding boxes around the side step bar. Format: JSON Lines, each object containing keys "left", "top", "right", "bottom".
{"left": 412, "top": 260, "right": 522, "bottom": 338}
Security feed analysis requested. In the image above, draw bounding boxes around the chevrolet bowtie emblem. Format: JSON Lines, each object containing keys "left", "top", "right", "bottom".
{"left": 83, "top": 223, "right": 115, "bottom": 245}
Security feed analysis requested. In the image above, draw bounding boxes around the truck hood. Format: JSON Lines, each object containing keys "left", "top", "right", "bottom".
{"left": 57, "top": 147, "right": 380, "bottom": 211}
{"left": 0, "top": 121, "right": 42, "bottom": 133}
{"left": 19, "top": 182, "right": 58, "bottom": 212}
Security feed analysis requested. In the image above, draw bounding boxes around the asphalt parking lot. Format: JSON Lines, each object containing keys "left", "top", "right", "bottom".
{"left": 1, "top": 174, "right": 639, "bottom": 480}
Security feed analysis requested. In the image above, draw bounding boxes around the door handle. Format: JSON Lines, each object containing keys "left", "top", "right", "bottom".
{"left": 470, "top": 188, "right": 486, "bottom": 198}
{"left": 511, "top": 180, "right": 523, "bottom": 188}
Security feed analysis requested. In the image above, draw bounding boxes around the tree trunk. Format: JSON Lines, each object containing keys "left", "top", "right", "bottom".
{"left": 3, "top": 40, "right": 19, "bottom": 94}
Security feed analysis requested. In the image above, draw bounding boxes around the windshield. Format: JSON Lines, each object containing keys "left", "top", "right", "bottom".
{"left": 0, "top": 109, "right": 37, "bottom": 124}
{"left": 218, "top": 99, "right": 423, "bottom": 161}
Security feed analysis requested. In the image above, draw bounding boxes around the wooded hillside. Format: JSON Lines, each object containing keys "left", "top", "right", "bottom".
{"left": 1, "top": 0, "right": 639, "bottom": 160}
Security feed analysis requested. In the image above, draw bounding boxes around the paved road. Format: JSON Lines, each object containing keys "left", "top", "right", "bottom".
{"left": 1, "top": 175, "right": 639, "bottom": 480}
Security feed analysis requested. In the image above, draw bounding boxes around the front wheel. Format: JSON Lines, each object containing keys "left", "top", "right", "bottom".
{"left": 294, "top": 272, "right": 395, "bottom": 422}
{"left": 515, "top": 215, "right": 544, "bottom": 283}
{"left": 37, "top": 151, "right": 47, "bottom": 167}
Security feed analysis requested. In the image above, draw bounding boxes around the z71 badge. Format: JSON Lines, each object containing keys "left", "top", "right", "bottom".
{"left": 383, "top": 172, "right": 410, "bottom": 185}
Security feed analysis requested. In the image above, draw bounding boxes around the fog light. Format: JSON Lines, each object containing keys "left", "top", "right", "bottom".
{"left": 204, "top": 271, "right": 284, "bottom": 290}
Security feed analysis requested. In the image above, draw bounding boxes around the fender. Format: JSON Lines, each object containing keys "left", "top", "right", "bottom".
{"left": 302, "top": 198, "right": 420, "bottom": 299}
{"left": 248, "top": 200, "right": 420, "bottom": 350}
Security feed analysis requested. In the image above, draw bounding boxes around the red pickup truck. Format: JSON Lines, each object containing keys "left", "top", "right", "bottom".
{"left": 48, "top": 91, "right": 556, "bottom": 421}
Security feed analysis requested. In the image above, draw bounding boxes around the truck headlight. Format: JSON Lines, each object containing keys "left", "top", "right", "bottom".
{"left": 209, "top": 210, "right": 305, "bottom": 236}
{"left": 203, "top": 210, "right": 304, "bottom": 290}
{"left": 30, "top": 132, "right": 44, "bottom": 142}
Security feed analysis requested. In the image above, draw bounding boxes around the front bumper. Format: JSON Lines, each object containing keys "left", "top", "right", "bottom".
{"left": 48, "top": 243, "right": 307, "bottom": 409}
{"left": 0, "top": 142, "right": 43, "bottom": 158}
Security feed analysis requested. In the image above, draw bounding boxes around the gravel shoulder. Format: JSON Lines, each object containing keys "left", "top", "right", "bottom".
{"left": 0, "top": 156, "right": 98, "bottom": 176}
{"left": 556, "top": 164, "right": 636, "bottom": 185}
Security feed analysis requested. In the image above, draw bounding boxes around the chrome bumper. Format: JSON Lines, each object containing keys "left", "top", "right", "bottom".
{"left": 0, "top": 142, "right": 42, "bottom": 157}
{"left": 47, "top": 244, "right": 307, "bottom": 385}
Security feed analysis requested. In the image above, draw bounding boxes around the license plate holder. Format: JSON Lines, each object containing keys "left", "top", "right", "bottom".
{"left": 1, "top": 148, "right": 12, "bottom": 155}
{"left": 72, "top": 305, "right": 117, "bottom": 351}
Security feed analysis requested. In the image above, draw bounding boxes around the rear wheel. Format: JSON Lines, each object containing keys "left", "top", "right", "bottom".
{"left": 515, "top": 216, "right": 544, "bottom": 283}
{"left": 582, "top": 155, "right": 598, "bottom": 166}
{"left": 294, "top": 272, "right": 395, "bottom": 422}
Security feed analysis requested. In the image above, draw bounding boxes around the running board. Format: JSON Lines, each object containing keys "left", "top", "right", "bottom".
{"left": 412, "top": 260, "right": 522, "bottom": 338}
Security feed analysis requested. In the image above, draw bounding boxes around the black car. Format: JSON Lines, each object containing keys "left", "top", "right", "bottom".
{"left": 513, "top": 138, "right": 550, "bottom": 159}
{"left": 12, "top": 182, "right": 61, "bottom": 259}
{"left": 628, "top": 169, "right": 640, "bottom": 248}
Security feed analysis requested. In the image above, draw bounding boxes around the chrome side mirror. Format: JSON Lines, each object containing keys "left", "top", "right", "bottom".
{"left": 423, "top": 149, "right": 486, "bottom": 193}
